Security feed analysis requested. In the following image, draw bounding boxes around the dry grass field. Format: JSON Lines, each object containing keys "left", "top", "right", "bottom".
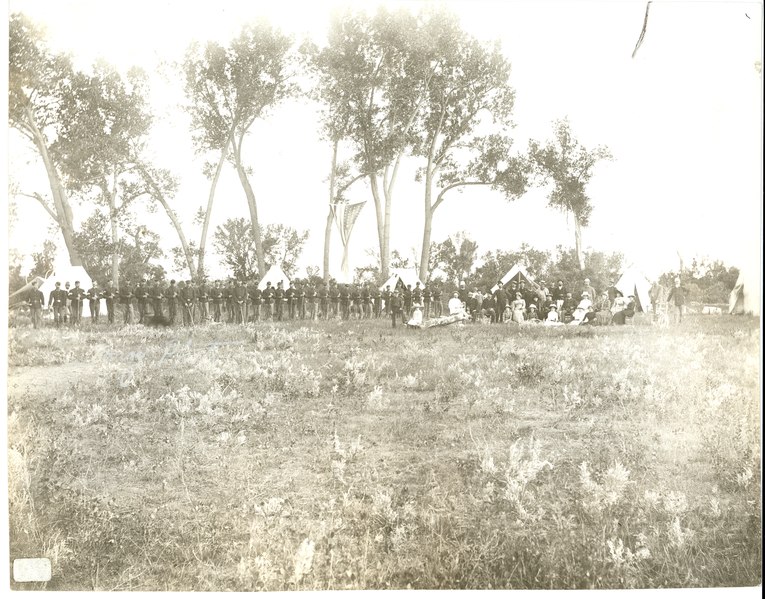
{"left": 6, "top": 314, "right": 762, "bottom": 590}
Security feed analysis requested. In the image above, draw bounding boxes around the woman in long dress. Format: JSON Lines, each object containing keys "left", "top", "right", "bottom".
{"left": 511, "top": 292, "right": 526, "bottom": 324}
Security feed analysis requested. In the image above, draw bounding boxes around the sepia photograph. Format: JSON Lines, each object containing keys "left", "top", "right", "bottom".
{"left": 4, "top": 0, "right": 762, "bottom": 592}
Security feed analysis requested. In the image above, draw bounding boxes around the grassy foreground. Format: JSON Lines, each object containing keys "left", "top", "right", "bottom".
{"left": 6, "top": 315, "right": 762, "bottom": 590}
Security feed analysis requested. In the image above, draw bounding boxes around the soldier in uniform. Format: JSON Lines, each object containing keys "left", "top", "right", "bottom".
{"left": 165, "top": 279, "right": 179, "bottom": 324}
{"left": 197, "top": 279, "right": 210, "bottom": 323}
{"left": 134, "top": 280, "right": 149, "bottom": 324}
{"left": 493, "top": 282, "right": 508, "bottom": 323}
{"left": 402, "top": 284, "right": 413, "bottom": 320}
{"left": 63, "top": 282, "right": 71, "bottom": 323}
{"left": 350, "top": 284, "right": 361, "bottom": 319}
{"left": 339, "top": 284, "right": 351, "bottom": 320}
{"left": 274, "top": 281, "right": 285, "bottom": 321}
{"left": 27, "top": 281, "right": 45, "bottom": 329}
{"left": 286, "top": 281, "right": 296, "bottom": 320}
{"left": 317, "top": 283, "right": 328, "bottom": 319}
{"left": 87, "top": 281, "right": 101, "bottom": 323}
{"left": 432, "top": 284, "right": 442, "bottom": 317}
{"left": 360, "top": 284, "right": 371, "bottom": 319}
{"left": 103, "top": 283, "right": 117, "bottom": 324}
{"left": 150, "top": 279, "right": 165, "bottom": 319}
{"left": 180, "top": 280, "right": 197, "bottom": 325}
{"left": 68, "top": 281, "right": 86, "bottom": 326}
{"left": 381, "top": 285, "right": 391, "bottom": 317}
{"left": 372, "top": 285, "right": 382, "bottom": 318}
{"left": 119, "top": 279, "right": 134, "bottom": 324}
{"left": 48, "top": 282, "right": 68, "bottom": 327}
{"left": 297, "top": 282, "right": 307, "bottom": 320}
{"left": 412, "top": 282, "right": 423, "bottom": 313}
{"left": 249, "top": 282, "right": 261, "bottom": 322}
{"left": 232, "top": 279, "right": 247, "bottom": 324}
{"left": 422, "top": 285, "right": 431, "bottom": 319}
{"left": 262, "top": 282, "right": 274, "bottom": 320}
{"left": 389, "top": 290, "right": 402, "bottom": 328}
{"left": 329, "top": 282, "right": 340, "bottom": 319}
{"left": 224, "top": 280, "right": 236, "bottom": 323}
{"left": 210, "top": 280, "right": 223, "bottom": 323}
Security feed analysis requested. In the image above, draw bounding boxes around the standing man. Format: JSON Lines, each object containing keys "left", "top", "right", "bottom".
{"left": 27, "top": 281, "right": 45, "bottom": 329}
{"left": 69, "top": 281, "right": 87, "bottom": 326}
{"left": 103, "top": 283, "right": 117, "bottom": 325}
{"left": 224, "top": 279, "right": 236, "bottom": 323}
{"left": 48, "top": 282, "right": 68, "bottom": 328}
{"left": 184, "top": 280, "right": 199, "bottom": 325}
{"left": 580, "top": 278, "right": 597, "bottom": 303}
{"left": 360, "top": 284, "right": 371, "bottom": 319}
{"left": 403, "top": 284, "right": 413, "bottom": 320}
{"left": 493, "top": 282, "right": 508, "bottom": 323}
{"left": 165, "top": 279, "right": 179, "bottom": 324}
{"left": 329, "top": 282, "right": 340, "bottom": 319}
{"left": 119, "top": 279, "right": 134, "bottom": 324}
{"left": 381, "top": 285, "right": 391, "bottom": 318}
{"left": 298, "top": 281, "right": 307, "bottom": 320}
{"left": 389, "top": 290, "right": 402, "bottom": 328}
{"left": 318, "top": 283, "right": 328, "bottom": 319}
{"left": 286, "top": 281, "right": 297, "bottom": 320}
{"left": 63, "top": 282, "right": 71, "bottom": 324}
{"left": 274, "top": 281, "right": 285, "bottom": 321}
{"left": 210, "top": 280, "right": 223, "bottom": 323}
{"left": 432, "top": 284, "right": 442, "bottom": 317}
{"left": 87, "top": 281, "right": 101, "bottom": 323}
{"left": 372, "top": 285, "right": 382, "bottom": 319}
{"left": 666, "top": 277, "right": 687, "bottom": 323}
{"left": 134, "top": 279, "right": 149, "bottom": 324}
{"left": 150, "top": 278, "right": 165, "bottom": 319}
{"left": 422, "top": 284, "right": 431, "bottom": 319}
{"left": 339, "top": 284, "right": 351, "bottom": 320}
{"left": 249, "top": 282, "right": 262, "bottom": 322}
{"left": 412, "top": 282, "right": 423, "bottom": 315}
{"left": 552, "top": 280, "right": 567, "bottom": 310}
{"left": 262, "top": 281, "right": 274, "bottom": 321}
{"left": 197, "top": 279, "right": 210, "bottom": 323}
{"left": 233, "top": 279, "right": 247, "bottom": 324}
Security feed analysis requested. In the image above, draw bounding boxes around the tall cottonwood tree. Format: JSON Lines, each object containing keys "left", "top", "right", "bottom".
{"left": 529, "top": 119, "right": 612, "bottom": 270}
{"left": 8, "top": 13, "right": 81, "bottom": 265}
{"left": 53, "top": 64, "right": 194, "bottom": 284}
{"left": 413, "top": 11, "right": 530, "bottom": 281}
{"left": 309, "top": 8, "right": 436, "bottom": 280}
{"left": 185, "top": 23, "right": 295, "bottom": 277}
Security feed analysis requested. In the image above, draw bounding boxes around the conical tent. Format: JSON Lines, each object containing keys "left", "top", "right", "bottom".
{"left": 491, "top": 264, "right": 538, "bottom": 293}
{"left": 379, "top": 268, "right": 423, "bottom": 291}
{"left": 258, "top": 265, "right": 291, "bottom": 290}
{"left": 728, "top": 267, "right": 761, "bottom": 316}
{"left": 615, "top": 268, "right": 652, "bottom": 313}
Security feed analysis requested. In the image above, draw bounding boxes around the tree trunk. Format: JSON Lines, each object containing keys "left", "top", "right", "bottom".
{"left": 109, "top": 191, "right": 120, "bottom": 288}
{"left": 419, "top": 172, "right": 435, "bottom": 283}
{"left": 574, "top": 215, "right": 585, "bottom": 270}
{"left": 369, "top": 173, "right": 385, "bottom": 275}
{"left": 232, "top": 137, "right": 265, "bottom": 276}
{"left": 140, "top": 165, "right": 196, "bottom": 279}
{"left": 323, "top": 141, "right": 339, "bottom": 283}
{"left": 197, "top": 133, "right": 233, "bottom": 279}
{"left": 26, "top": 107, "right": 82, "bottom": 266}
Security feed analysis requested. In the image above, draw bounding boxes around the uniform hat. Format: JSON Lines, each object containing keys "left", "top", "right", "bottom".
{"left": 75, "top": 280, "right": 80, "bottom": 284}
{"left": 529, "top": 304, "right": 536, "bottom": 309}
{"left": 55, "top": 282, "right": 61, "bottom": 286}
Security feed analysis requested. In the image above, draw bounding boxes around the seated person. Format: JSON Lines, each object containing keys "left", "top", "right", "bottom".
{"left": 448, "top": 291, "right": 468, "bottom": 317}
{"left": 526, "top": 303, "right": 541, "bottom": 322}
{"left": 481, "top": 293, "right": 496, "bottom": 323}
{"left": 611, "top": 295, "right": 636, "bottom": 325}
{"left": 561, "top": 292, "right": 577, "bottom": 323}
{"left": 543, "top": 304, "right": 564, "bottom": 326}
{"left": 594, "top": 291, "right": 612, "bottom": 325}
{"left": 407, "top": 300, "right": 424, "bottom": 327}
{"left": 569, "top": 292, "right": 596, "bottom": 325}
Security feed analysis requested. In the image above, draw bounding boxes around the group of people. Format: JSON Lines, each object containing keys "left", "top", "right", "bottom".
{"left": 442, "top": 277, "right": 638, "bottom": 327}
{"left": 21, "top": 273, "right": 680, "bottom": 330}
{"left": 21, "top": 277, "right": 448, "bottom": 329}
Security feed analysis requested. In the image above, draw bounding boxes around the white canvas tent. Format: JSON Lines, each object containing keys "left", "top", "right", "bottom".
{"left": 615, "top": 268, "right": 652, "bottom": 313}
{"left": 38, "top": 264, "right": 103, "bottom": 316}
{"left": 491, "top": 264, "right": 539, "bottom": 293}
{"left": 258, "top": 265, "right": 291, "bottom": 290}
{"left": 380, "top": 268, "right": 423, "bottom": 291}
{"left": 728, "top": 267, "right": 761, "bottom": 316}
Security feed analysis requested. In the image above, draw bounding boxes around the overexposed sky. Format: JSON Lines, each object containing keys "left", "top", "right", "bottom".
{"left": 6, "top": 0, "right": 763, "bottom": 281}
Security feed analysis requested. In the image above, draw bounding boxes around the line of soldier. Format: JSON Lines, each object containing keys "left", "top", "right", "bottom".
{"left": 31, "top": 278, "right": 448, "bottom": 327}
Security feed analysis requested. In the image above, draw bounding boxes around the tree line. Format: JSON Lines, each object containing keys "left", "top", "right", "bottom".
{"left": 9, "top": 7, "right": 613, "bottom": 287}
